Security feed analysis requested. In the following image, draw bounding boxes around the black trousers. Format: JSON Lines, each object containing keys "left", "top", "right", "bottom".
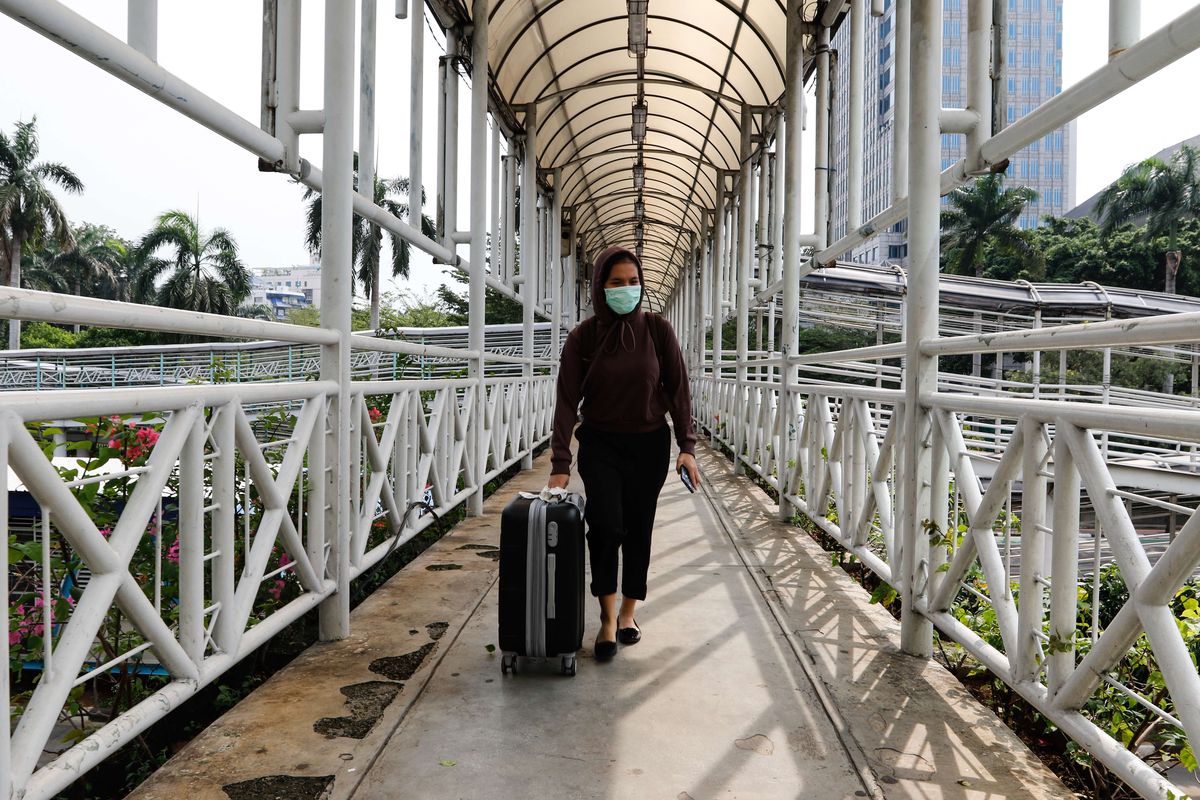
{"left": 575, "top": 423, "right": 671, "bottom": 600}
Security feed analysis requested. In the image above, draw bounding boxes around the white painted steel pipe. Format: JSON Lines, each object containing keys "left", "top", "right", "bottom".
{"left": 923, "top": 309, "right": 1200, "bottom": 355}
{"left": 899, "top": 0, "right": 941, "bottom": 658}
{"left": 893, "top": 0, "right": 909, "bottom": 204}
{"left": 409, "top": 0, "right": 424, "bottom": 224}
{"left": 443, "top": 28, "right": 460, "bottom": 256}
{"left": 711, "top": 176, "right": 726, "bottom": 383}
{"left": 965, "top": 0, "right": 992, "bottom": 169}
{"left": 735, "top": 107, "right": 754, "bottom": 468}
{"left": 0, "top": 0, "right": 285, "bottom": 165}
{"left": 126, "top": 0, "right": 156, "bottom": 61}
{"left": 0, "top": 286, "right": 336, "bottom": 344}
{"left": 468, "top": 0, "right": 488, "bottom": 517}
{"left": 924, "top": 609, "right": 1187, "bottom": 800}
{"left": 980, "top": 6, "right": 1200, "bottom": 169}
{"left": 317, "top": 0, "right": 354, "bottom": 642}
{"left": 814, "top": 25, "right": 831, "bottom": 248}
{"left": 520, "top": 106, "right": 538, "bottom": 471}
{"left": 781, "top": 0, "right": 804, "bottom": 373}
{"left": 847, "top": 0, "right": 865, "bottom": 231}
{"left": 1110, "top": 0, "right": 1141, "bottom": 59}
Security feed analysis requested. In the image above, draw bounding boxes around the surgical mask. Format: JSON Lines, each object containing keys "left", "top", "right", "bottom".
{"left": 604, "top": 285, "right": 641, "bottom": 315}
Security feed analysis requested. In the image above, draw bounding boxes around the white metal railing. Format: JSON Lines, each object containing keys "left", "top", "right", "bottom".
{"left": 695, "top": 310, "right": 1200, "bottom": 799}
{"left": 3, "top": 365, "right": 553, "bottom": 800}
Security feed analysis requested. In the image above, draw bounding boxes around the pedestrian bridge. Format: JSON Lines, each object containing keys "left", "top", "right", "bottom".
{"left": 3, "top": 2, "right": 1200, "bottom": 799}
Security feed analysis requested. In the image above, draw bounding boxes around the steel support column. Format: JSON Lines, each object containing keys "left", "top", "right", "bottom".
{"left": 735, "top": 106, "right": 754, "bottom": 473}
{"left": 848, "top": 0, "right": 866, "bottom": 232}
{"left": 814, "top": 25, "right": 832, "bottom": 249}
{"left": 899, "top": 0, "right": 941, "bottom": 658}
{"left": 317, "top": 0, "right": 355, "bottom": 641}
{"left": 779, "top": 0, "right": 804, "bottom": 520}
{"left": 408, "top": 0, "right": 424, "bottom": 245}
{"left": 520, "top": 105, "right": 538, "bottom": 471}
{"left": 468, "top": 0, "right": 488, "bottom": 515}
{"left": 359, "top": 0, "right": 380, "bottom": 329}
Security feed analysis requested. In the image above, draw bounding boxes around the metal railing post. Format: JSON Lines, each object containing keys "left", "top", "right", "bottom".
{"left": 408, "top": 0, "right": 424, "bottom": 237}
{"left": 317, "top": 0, "right": 354, "bottom": 642}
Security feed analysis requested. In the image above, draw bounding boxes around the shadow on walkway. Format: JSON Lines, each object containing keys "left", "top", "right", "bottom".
{"left": 129, "top": 440, "right": 1071, "bottom": 800}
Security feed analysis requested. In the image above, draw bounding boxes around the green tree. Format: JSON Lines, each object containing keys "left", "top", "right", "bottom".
{"left": 436, "top": 269, "right": 525, "bottom": 326}
{"left": 50, "top": 222, "right": 126, "bottom": 332}
{"left": 1095, "top": 143, "right": 1200, "bottom": 294}
{"left": 0, "top": 117, "right": 84, "bottom": 349}
{"left": 134, "top": 210, "right": 251, "bottom": 317}
{"left": 940, "top": 173, "right": 1044, "bottom": 279}
{"left": 301, "top": 157, "right": 435, "bottom": 331}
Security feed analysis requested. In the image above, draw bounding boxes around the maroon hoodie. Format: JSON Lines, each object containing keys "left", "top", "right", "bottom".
{"left": 550, "top": 245, "right": 697, "bottom": 476}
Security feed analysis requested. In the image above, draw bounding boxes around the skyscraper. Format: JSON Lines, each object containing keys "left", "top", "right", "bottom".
{"left": 829, "top": 0, "right": 1076, "bottom": 264}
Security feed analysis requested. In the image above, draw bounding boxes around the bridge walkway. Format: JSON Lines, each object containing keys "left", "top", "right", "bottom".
{"left": 127, "top": 442, "right": 1067, "bottom": 800}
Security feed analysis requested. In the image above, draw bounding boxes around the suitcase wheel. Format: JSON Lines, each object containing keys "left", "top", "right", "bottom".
{"left": 561, "top": 655, "right": 577, "bottom": 677}
{"left": 501, "top": 653, "right": 518, "bottom": 675}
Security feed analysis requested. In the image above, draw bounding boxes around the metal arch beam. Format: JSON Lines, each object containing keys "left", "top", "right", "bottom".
{"left": 508, "top": 16, "right": 774, "bottom": 111}
{"left": 519, "top": 47, "right": 755, "bottom": 114}
{"left": 577, "top": 197, "right": 706, "bottom": 240}
{"left": 661, "top": 0, "right": 756, "bottom": 303}
{"left": 554, "top": 144, "right": 725, "bottom": 177}
{"left": 556, "top": 148, "right": 721, "bottom": 202}
{"left": 562, "top": 164, "right": 713, "bottom": 211}
{"left": 543, "top": 109, "right": 737, "bottom": 174}
{"left": 561, "top": 156, "right": 718, "bottom": 212}
{"left": 548, "top": 127, "right": 732, "bottom": 176}
{"left": 538, "top": 76, "right": 745, "bottom": 130}
{"left": 575, "top": 191, "right": 708, "bottom": 235}
{"left": 488, "top": 0, "right": 785, "bottom": 91}
{"left": 539, "top": 91, "right": 740, "bottom": 167}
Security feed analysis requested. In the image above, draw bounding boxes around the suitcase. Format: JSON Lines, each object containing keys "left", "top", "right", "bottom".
{"left": 498, "top": 491, "right": 586, "bottom": 676}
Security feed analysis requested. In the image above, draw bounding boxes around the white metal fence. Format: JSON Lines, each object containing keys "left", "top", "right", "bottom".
{"left": 695, "top": 310, "right": 1200, "bottom": 798}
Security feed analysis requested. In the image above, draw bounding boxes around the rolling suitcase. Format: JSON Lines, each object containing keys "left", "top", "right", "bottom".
{"left": 498, "top": 490, "right": 586, "bottom": 676}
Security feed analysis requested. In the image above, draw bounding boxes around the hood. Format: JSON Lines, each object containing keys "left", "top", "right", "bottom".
{"left": 591, "top": 245, "right": 645, "bottom": 324}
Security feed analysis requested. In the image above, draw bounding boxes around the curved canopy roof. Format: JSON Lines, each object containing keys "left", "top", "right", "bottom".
{"left": 439, "top": 0, "right": 819, "bottom": 306}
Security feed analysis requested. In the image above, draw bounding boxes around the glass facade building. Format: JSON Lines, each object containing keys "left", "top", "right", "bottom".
{"left": 829, "top": 0, "right": 1076, "bottom": 264}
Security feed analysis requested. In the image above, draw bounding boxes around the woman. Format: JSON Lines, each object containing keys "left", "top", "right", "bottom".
{"left": 547, "top": 245, "right": 700, "bottom": 661}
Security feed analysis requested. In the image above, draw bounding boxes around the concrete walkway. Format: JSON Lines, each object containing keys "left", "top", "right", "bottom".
{"left": 130, "top": 440, "right": 1070, "bottom": 800}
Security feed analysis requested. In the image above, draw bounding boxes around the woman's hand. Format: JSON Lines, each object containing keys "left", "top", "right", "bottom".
{"left": 676, "top": 452, "right": 699, "bottom": 488}
{"left": 547, "top": 473, "right": 570, "bottom": 490}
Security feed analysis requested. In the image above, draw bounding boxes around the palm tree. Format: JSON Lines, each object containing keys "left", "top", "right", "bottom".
{"left": 0, "top": 117, "right": 84, "bottom": 349}
{"left": 940, "top": 173, "right": 1043, "bottom": 279}
{"left": 135, "top": 210, "right": 251, "bottom": 316}
{"left": 51, "top": 223, "right": 125, "bottom": 332}
{"left": 941, "top": 173, "right": 1044, "bottom": 379}
{"left": 1095, "top": 143, "right": 1200, "bottom": 295}
{"left": 302, "top": 157, "right": 436, "bottom": 330}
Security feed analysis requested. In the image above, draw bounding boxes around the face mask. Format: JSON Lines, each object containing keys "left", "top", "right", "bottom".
{"left": 604, "top": 285, "right": 641, "bottom": 315}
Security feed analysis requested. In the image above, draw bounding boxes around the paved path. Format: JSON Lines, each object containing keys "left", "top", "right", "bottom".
{"left": 130, "top": 440, "right": 1071, "bottom": 800}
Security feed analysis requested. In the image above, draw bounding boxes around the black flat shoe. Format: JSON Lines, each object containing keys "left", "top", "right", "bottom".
{"left": 594, "top": 638, "right": 617, "bottom": 661}
{"left": 617, "top": 620, "right": 641, "bottom": 645}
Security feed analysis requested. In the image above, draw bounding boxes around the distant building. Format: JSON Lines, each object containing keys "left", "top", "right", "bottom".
{"left": 249, "top": 263, "right": 321, "bottom": 319}
{"left": 830, "top": 0, "right": 1076, "bottom": 265}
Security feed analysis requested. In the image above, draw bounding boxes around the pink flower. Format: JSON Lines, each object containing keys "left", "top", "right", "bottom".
{"left": 166, "top": 538, "right": 181, "bottom": 564}
{"left": 368, "top": 407, "right": 383, "bottom": 423}
{"left": 98, "top": 527, "right": 112, "bottom": 538}
{"left": 108, "top": 438, "right": 120, "bottom": 449}
{"left": 267, "top": 579, "right": 286, "bottom": 600}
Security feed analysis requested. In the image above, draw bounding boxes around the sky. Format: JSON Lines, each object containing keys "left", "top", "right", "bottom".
{"left": 2, "top": 1, "right": 1199, "bottom": 304}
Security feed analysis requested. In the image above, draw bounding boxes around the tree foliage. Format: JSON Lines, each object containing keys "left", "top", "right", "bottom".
{"left": 940, "top": 173, "right": 1044, "bottom": 279}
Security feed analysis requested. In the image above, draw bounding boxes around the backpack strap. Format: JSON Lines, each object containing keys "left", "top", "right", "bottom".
{"left": 578, "top": 312, "right": 668, "bottom": 385}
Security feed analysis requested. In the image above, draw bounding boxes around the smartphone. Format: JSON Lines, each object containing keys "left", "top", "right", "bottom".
{"left": 679, "top": 465, "right": 696, "bottom": 493}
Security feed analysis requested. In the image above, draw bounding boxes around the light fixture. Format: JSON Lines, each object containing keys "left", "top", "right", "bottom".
{"left": 631, "top": 100, "right": 648, "bottom": 142}
{"left": 627, "top": 1, "right": 649, "bottom": 57}
{"left": 635, "top": 222, "right": 644, "bottom": 241}
{"left": 633, "top": 160, "right": 645, "bottom": 189}
{"left": 634, "top": 198, "right": 645, "bottom": 219}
